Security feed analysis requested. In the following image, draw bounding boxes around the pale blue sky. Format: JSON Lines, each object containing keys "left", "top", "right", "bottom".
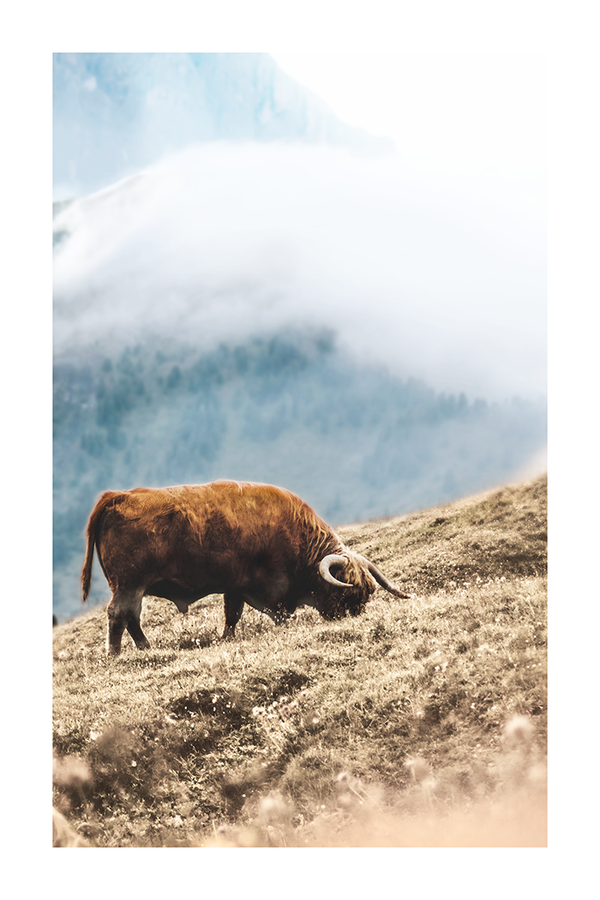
{"left": 272, "top": 51, "right": 546, "bottom": 187}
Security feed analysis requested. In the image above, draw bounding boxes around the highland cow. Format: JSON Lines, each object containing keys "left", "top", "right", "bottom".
{"left": 81, "top": 481, "right": 409, "bottom": 655}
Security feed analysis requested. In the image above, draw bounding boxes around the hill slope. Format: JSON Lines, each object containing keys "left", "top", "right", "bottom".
{"left": 52, "top": 475, "right": 547, "bottom": 847}
{"left": 53, "top": 331, "right": 546, "bottom": 621}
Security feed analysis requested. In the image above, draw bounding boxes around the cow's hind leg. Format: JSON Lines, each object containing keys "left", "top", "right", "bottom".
{"left": 222, "top": 591, "right": 245, "bottom": 641}
{"left": 107, "top": 588, "right": 149, "bottom": 656}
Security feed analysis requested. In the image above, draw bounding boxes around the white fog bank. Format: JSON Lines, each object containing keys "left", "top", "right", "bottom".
{"left": 53, "top": 142, "right": 546, "bottom": 400}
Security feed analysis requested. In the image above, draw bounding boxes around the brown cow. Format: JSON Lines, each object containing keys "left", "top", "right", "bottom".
{"left": 81, "top": 480, "right": 409, "bottom": 655}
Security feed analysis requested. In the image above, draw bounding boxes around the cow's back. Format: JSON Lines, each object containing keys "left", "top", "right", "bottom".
{"left": 93, "top": 481, "right": 329, "bottom": 584}
{"left": 169, "top": 481, "right": 322, "bottom": 552}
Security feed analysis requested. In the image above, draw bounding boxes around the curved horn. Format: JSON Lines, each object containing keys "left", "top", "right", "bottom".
{"left": 359, "top": 556, "right": 410, "bottom": 598}
{"left": 319, "top": 554, "right": 351, "bottom": 588}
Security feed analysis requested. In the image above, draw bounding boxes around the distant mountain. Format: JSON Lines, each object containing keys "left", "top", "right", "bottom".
{"left": 53, "top": 329, "right": 546, "bottom": 622}
{"left": 53, "top": 52, "right": 395, "bottom": 198}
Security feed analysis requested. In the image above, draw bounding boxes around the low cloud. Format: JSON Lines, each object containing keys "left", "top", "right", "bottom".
{"left": 53, "top": 142, "right": 546, "bottom": 400}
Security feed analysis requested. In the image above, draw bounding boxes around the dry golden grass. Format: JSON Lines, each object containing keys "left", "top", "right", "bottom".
{"left": 53, "top": 475, "right": 547, "bottom": 848}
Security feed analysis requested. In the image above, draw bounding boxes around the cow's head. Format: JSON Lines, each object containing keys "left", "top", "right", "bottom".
{"left": 316, "top": 551, "right": 409, "bottom": 619}
{"left": 316, "top": 552, "right": 378, "bottom": 619}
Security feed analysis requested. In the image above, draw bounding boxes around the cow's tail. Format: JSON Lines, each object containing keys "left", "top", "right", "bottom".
{"left": 81, "top": 491, "right": 121, "bottom": 602}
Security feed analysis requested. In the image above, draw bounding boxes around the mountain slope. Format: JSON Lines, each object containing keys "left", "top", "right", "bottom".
{"left": 53, "top": 52, "right": 394, "bottom": 198}
{"left": 53, "top": 475, "right": 547, "bottom": 847}
{"left": 53, "top": 332, "right": 546, "bottom": 621}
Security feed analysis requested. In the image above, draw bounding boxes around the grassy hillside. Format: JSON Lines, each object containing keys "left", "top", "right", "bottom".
{"left": 52, "top": 474, "right": 547, "bottom": 847}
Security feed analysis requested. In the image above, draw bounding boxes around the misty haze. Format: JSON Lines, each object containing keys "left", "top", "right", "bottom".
{"left": 54, "top": 141, "right": 545, "bottom": 400}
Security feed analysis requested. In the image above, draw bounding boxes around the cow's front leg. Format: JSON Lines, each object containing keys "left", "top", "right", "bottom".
{"left": 222, "top": 591, "right": 245, "bottom": 640}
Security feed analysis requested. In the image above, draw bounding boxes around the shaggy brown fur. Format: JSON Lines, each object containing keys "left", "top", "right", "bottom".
{"left": 81, "top": 480, "right": 408, "bottom": 655}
